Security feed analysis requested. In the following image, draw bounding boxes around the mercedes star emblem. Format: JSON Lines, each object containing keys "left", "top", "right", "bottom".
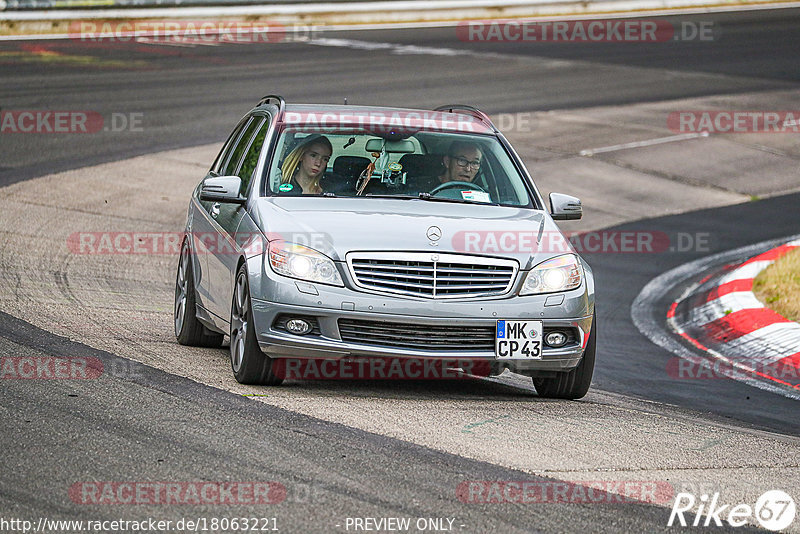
{"left": 426, "top": 226, "right": 442, "bottom": 241}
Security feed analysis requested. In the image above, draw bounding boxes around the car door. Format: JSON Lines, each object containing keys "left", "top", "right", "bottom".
{"left": 193, "top": 117, "right": 250, "bottom": 324}
{"left": 205, "top": 114, "right": 270, "bottom": 322}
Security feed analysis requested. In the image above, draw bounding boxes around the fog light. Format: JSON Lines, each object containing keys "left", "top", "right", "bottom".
{"left": 285, "top": 318, "right": 312, "bottom": 335}
{"left": 545, "top": 331, "right": 568, "bottom": 348}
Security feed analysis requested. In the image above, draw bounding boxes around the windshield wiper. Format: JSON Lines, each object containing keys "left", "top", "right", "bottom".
{"left": 348, "top": 192, "right": 498, "bottom": 206}
{"left": 362, "top": 194, "right": 419, "bottom": 200}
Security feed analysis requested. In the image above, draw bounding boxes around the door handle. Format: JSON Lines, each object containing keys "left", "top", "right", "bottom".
{"left": 211, "top": 203, "right": 220, "bottom": 218}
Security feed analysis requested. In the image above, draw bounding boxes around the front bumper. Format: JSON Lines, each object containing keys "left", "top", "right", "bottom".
{"left": 249, "top": 256, "right": 594, "bottom": 374}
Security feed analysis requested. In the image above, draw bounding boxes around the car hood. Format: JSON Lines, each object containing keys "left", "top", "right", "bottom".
{"left": 253, "top": 197, "right": 574, "bottom": 269}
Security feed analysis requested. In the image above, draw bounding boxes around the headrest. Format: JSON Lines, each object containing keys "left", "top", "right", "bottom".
{"left": 332, "top": 156, "right": 371, "bottom": 177}
{"left": 398, "top": 154, "right": 444, "bottom": 176}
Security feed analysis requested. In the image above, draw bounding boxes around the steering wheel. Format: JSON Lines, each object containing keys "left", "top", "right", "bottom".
{"left": 429, "top": 181, "right": 488, "bottom": 196}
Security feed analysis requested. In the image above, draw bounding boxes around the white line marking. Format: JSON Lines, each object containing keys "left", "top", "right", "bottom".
{"left": 135, "top": 37, "right": 217, "bottom": 47}
{"left": 579, "top": 131, "right": 708, "bottom": 157}
{"left": 304, "top": 36, "right": 575, "bottom": 67}
{"left": 307, "top": 37, "right": 497, "bottom": 57}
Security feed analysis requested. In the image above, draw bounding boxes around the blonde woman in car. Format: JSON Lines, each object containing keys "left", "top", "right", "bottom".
{"left": 279, "top": 134, "right": 332, "bottom": 195}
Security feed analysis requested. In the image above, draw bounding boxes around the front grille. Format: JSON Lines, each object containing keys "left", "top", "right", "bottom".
{"left": 338, "top": 319, "right": 495, "bottom": 351}
{"left": 348, "top": 252, "right": 517, "bottom": 299}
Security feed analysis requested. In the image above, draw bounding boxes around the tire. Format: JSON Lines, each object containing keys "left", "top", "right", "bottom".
{"left": 533, "top": 314, "right": 596, "bottom": 399}
{"left": 174, "top": 240, "right": 224, "bottom": 347}
{"left": 229, "top": 264, "right": 283, "bottom": 386}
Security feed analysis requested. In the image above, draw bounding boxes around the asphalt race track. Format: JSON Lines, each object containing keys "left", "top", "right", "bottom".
{"left": 1, "top": 8, "right": 799, "bottom": 533}
{"left": 2, "top": 9, "right": 799, "bottom": 185}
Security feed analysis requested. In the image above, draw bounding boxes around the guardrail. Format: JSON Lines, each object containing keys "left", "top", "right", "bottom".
{"left": 2, "top": 0, "right": 796, "bottom": 24}
{"left": 1, "top": 0, "right": 375, "bottom": 11}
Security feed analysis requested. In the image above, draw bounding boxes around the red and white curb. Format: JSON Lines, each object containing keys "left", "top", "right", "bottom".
{"left": 667, "top": 239, "right": 800, "bottom": 391}
{"left": 632, "top": 234, "right": 800, "bottom": 400}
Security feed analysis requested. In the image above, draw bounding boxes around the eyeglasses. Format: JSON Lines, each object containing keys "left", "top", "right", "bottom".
{"left": 451, "top": 156, "right": 481, "bottom": 170}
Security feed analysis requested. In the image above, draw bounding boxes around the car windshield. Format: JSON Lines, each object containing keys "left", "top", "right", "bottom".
{"left": 264, "top": 127, "right": 535, "bottom": 207}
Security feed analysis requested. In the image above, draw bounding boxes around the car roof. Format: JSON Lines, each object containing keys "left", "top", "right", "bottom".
{"left": 264, "top": 103, "right": 497, "bottom": 135}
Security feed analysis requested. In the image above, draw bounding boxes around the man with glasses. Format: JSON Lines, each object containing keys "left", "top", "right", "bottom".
{"left": 438, "top": 141, "right": 483, "bottom": 185}
{"left": 406, "top": 140, "right": 485, "bottom": 195}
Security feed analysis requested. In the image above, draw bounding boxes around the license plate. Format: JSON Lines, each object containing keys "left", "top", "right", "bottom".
{"left": 495, "top": 320, "right": 543, "bottom": 360}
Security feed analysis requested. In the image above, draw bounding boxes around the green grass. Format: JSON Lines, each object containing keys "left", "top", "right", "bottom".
{"left": 753, "top": 247, "right": 800, "bottom": 322}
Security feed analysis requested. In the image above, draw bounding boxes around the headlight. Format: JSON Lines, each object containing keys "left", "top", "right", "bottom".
{"left": 268, "top": 242, "right": 343, "bottom": 286}
{"left": 520, "top": 254, "right": 582, "bottom": 295}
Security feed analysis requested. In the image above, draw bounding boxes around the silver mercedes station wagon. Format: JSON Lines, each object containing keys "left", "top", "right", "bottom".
{"left": 175, "top": 95, "right": 596, "bottom": 399}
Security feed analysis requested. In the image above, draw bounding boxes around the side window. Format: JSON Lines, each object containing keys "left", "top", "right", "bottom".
{"left": 213, "top": 119, "right": 248, "bottom": 175}
{"left": 237, "top": 118, "right": 268, "bottom": 196}
{"left": 222, "top": 118, "right": 260, "bottom": 177}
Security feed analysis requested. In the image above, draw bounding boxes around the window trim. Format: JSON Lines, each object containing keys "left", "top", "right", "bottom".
{"left": 215, "top": 117, "right": 255, "bottom": 176}
{"left": 235, "top": 116, "right": 269, "bottom": 197}
{"left": 211, "top": 119, "right": 248, "bottom": 175}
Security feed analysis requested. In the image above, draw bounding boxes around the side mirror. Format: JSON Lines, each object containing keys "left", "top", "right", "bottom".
{"left": 200, "top": 176, "right": 245, "bottom": 204}
{"left": 549, "top": 192, "right": 582, "bottom": 220}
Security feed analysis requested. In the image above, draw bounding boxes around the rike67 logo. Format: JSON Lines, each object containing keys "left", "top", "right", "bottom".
{"left": 669, "top": 490, "right": 795, "bottom": 531}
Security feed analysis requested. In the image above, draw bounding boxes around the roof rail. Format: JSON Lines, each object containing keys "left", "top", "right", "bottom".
{"left": 256, "top": 94, "right": 286, "bottom": 118}
{"left": 434, "top": 104, "right": 497, "bottom": 131}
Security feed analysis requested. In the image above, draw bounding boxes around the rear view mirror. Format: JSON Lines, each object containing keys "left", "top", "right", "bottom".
{"left": 549, "top": 192, "right": 582, "bottom": 220}
{"left": 364, "top": 138, "right": 415, "bottom": 153}
{"left": 200, "top": 176, "right": 245, "bottom": 204}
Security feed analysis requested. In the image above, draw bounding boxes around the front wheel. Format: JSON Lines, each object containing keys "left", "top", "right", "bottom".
{"left": 230, "top": 265, "right": 283, "bottom": 386}
{"left": 533, "top": 314, "right": 596, "bottom": 399}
